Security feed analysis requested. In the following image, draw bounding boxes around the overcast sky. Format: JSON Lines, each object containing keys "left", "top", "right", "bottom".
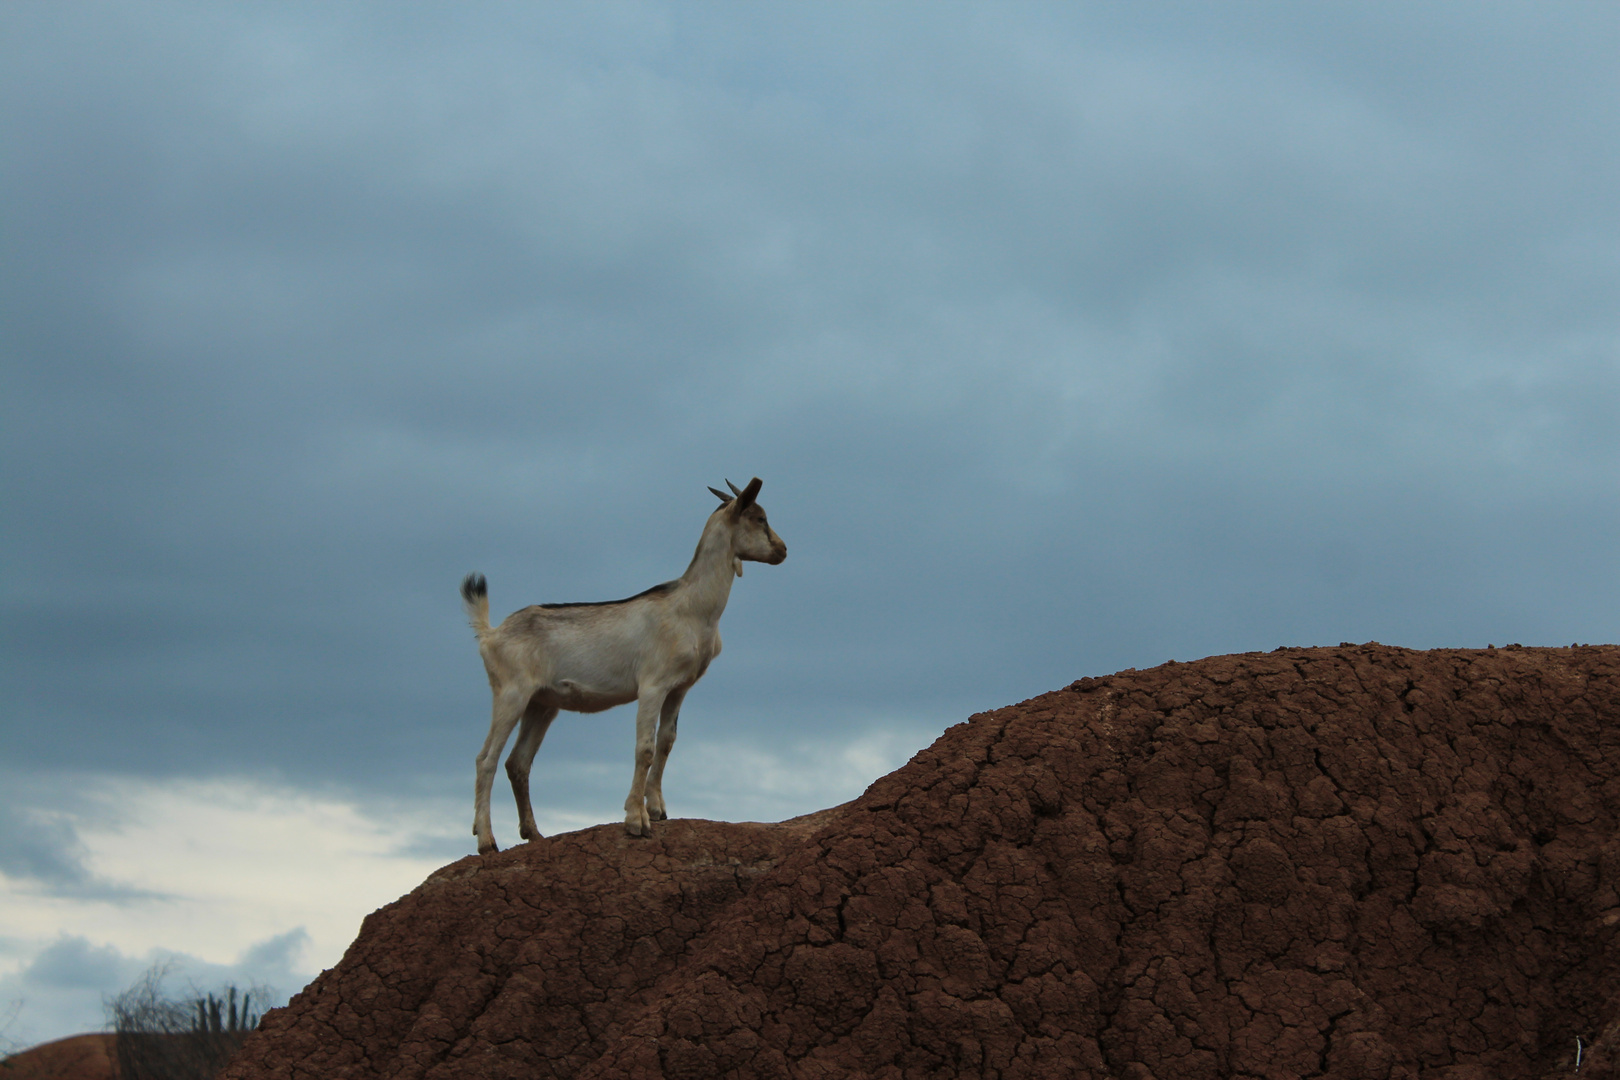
{"left": 3, "top": 0, "right": 1617, "bottom": 1049}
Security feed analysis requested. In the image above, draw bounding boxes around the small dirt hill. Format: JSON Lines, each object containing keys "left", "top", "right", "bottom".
{"left": 220, "top": 644, "right": 1620, "bottom": 1080}
{"left": 0, "top": 1034, "right": 116, "bottom": 1080}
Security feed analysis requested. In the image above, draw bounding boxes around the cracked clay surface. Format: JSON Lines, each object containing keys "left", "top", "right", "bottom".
{"left": 221, "top": 644, "right": 1620, "bottom": 1079}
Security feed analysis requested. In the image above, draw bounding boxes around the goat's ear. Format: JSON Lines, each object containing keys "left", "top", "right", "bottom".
{"left": 708, "top": 486, "right": 733, "bottom": 504}
{"left": 733, "top": 477, "right": 763, "bottom": 513}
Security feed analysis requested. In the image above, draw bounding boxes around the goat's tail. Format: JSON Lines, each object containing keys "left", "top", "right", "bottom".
{"left": 460, "top": 573, "right": 491, "bottom": 637}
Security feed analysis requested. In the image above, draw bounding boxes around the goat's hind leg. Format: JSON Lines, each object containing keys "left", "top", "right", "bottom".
{"left": 474, "top": 683, "right": 530, "bottom": 855}
{"left": 507, "top": 699, "right": 558, "bottom": 843}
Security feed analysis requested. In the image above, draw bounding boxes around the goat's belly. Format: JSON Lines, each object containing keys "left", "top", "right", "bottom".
{"left": 550, "top": 680, "right": 635, "bottom": 713}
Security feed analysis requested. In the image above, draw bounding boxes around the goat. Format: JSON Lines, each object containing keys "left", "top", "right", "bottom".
{"left": 460, "top": 477, "right": 786, "bottom": 853}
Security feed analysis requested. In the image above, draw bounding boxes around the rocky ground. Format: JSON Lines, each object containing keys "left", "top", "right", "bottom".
{"left": 198, "top": 644, "right": 1620, "bottom": 1078}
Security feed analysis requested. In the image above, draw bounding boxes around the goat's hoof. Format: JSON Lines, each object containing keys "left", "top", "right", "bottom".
{"left": 477, "top": 840, "right": 500, "bottom": 856}
{"left": 624, "top": 807, "right": 655, "bottom": 836}
{"left": 519, "top": 825, "right": 541, "bottom": 842}
{"left": 648, "top": 808, "right": 667, "bottom": 822}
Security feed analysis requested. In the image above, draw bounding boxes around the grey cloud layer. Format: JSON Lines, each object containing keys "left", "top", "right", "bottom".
{"left": 2, "top": 3, "right": 1616, "bottom": 810}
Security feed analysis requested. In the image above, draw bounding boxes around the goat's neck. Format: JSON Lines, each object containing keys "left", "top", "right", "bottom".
{"left": 675, "top": 518, "right": 737, "bottom": 623}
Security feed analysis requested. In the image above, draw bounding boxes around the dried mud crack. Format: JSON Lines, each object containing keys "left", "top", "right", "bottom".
{"left": 220, "top": 644, "right": 1620, "bottom": 1079}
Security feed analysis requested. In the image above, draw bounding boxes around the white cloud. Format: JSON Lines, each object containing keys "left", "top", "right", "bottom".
{"left": 1, "top": 777, "right": 452, "bottom": 965}
{"left": 0, "top": 775, "right": 460, "bottom": 1047}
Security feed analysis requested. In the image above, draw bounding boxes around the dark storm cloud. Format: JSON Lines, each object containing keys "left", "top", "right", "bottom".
{"left": 2, "top": 2, "right": 1616, "bottom": 813}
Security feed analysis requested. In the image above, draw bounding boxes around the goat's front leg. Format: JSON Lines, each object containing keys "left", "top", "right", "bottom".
{"left": 623, "top": 692, "right": 664, "bottom": 836}
{"left": 645, "top": 687, "right": 687, "bottom": 822}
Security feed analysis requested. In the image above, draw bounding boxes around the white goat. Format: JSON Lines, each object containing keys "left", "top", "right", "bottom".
{"left": 460, "top": 477, "right": 786, "bottom": 853}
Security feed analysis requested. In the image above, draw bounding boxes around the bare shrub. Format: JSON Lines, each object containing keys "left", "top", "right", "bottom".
{"left": 107, "top": 965, "right": 266, "bottom": 1080}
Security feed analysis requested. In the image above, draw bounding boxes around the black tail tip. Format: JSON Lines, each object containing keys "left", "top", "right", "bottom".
{"left": 461, "top": 573, "right": 487, "bottom": 603}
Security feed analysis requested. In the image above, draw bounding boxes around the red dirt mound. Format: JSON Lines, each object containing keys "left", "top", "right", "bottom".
{"left": 0, "top": 1034, "right": 116, "bottom": 1080}
{"left": 220, "top": 644, "right": 1620, "bottom": 1079}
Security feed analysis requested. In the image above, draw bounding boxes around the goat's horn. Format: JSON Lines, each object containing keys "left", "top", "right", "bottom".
{"left": 708, "top": 486, "right": 732, "bottom": 503}
{"left": 726, "top": 479, "right": 743, "bottom": 497}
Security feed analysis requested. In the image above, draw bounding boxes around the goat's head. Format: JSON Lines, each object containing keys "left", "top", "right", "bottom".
{"left": 708, "top": 477, "right": 787, "bottom": 570}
